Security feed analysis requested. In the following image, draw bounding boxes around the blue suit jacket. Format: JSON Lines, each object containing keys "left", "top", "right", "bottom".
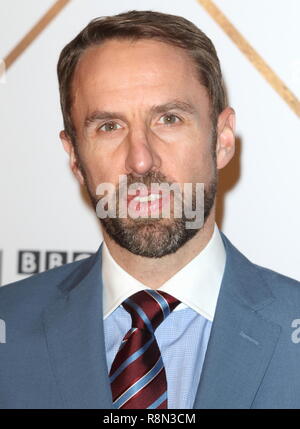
{"left": 0, "top": 232, "right": 300, "bottom": 409}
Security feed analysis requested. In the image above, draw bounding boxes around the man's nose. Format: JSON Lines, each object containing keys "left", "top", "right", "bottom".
{"left": 124, "top": 127, "right": 161, "bottom": 177}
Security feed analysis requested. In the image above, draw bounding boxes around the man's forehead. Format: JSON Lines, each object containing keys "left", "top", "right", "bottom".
{"left": 77, "top": 37, "right": 190, "bottom": 62}
{"left": 73, "top": 38, "right": 198, "bottom": 88}
{"left": 70, "top": 37, "right": 210, "bottom": 123}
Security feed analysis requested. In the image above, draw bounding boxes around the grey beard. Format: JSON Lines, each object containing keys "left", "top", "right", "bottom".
{"left": 96, "top": 178, "right": 217, "bottom": 258}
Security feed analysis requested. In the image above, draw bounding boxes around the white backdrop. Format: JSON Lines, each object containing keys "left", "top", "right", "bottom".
{"left": 0, "top": 0, "right": 299, "bottom": 285}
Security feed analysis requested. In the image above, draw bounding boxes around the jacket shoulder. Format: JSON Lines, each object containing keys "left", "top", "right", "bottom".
{"left": 220, "top": 231, "right": 300, "bottom": 307}
{"left": 254, "top": 262, "right": 300, "bottom": 299}
{"left": 0, "top": 254, "right": 95, "bottom": 311}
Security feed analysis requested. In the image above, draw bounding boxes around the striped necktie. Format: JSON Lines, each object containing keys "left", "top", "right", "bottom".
{"left": 109, "top": 289, "right": 180, "bottom": 409}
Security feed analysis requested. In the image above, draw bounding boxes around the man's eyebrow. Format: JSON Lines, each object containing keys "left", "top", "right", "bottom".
{"left": 84, "top": 99, "right": 197, "bottom": 129}
{"left": 150, "top": 100, "right": 197, "bottom": 115}
{"left": 84, "top": 111, "right": 127, "bottom": 128}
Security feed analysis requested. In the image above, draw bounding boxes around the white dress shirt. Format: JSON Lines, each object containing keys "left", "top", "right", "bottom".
{"left": 102, "top": 223, "right": 226, "bottom": 321}
{"left": 102, "top": 223, "right": 226, "bottom": 408}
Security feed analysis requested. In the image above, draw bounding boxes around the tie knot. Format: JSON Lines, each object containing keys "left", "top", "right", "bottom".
{"left": 122, "top": 290, "right": 180, "bottom": 334}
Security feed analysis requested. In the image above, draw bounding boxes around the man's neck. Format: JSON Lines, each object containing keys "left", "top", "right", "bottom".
{"left": 101, "top": 212, "right": 215, "bottom": 289}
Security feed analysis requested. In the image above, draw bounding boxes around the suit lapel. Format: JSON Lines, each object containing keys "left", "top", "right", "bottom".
{"left": 42, "top": 232, "right": 282, "bottom": 409}
{"left": 42, "top": 244, "right": 114, "bottom": 409}
{"left": 193, "top": 233, "right": 281, "bottom": 408}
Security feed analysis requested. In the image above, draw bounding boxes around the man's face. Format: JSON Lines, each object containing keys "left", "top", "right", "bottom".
{"left": 62, "top": 38, "right": 234, "bottom": 257}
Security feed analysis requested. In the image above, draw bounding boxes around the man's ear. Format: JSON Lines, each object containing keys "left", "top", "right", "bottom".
{"left": 59, "top": 130, "right": 85, "bottom": 185}
{"left": 215, "top": 107, "right": 236, "bottom": 170}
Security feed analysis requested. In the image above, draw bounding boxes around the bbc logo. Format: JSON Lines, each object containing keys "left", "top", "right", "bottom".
{"left": 18, "top": 251, "right": 93, "bottom": 275}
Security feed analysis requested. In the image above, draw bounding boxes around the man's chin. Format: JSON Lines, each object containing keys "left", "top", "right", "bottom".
{"left": 100, "top": 216, "right": 200, "bottom": 258}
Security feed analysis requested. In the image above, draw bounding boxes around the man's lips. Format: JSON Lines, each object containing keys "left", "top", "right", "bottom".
{"left": 125, "top": 190, "right": 173, "bottom": 218}
{"left": 126, "top": 191, "right": 162, "bottom": 204}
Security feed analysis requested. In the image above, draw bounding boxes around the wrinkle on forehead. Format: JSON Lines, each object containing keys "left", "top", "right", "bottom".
{"left": 70, "top": 38, "right": 209, "bottom": 128}
{"left": 72, "top": 39, "right": 199, "bottom": 95}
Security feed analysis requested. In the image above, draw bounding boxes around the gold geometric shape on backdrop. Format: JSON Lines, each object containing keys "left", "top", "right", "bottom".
{"left": 3, "top": 0, "right": 300, "bottom": 118}
{"left": 197, "top": 0, "right": 300, "bottom": 117}
{"left": 4, "top": 0, "right": 70, "bottom": 69}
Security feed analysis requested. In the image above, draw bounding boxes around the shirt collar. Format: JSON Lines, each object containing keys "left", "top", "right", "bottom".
{"left": 102, "top": 223, "right": 226, "bottom": 321}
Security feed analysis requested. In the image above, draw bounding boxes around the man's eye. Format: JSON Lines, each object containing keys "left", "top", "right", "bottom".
{"left": 98, "top": 122, "right": 121, "bottom": 132}
{"left": 158, "top": 114, "right": 181, "bottom": 125}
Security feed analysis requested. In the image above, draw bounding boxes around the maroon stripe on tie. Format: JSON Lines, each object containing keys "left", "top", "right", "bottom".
{"left": 121, "top": 365, "right": 167, "bottom": 409}
{"left": 111, "top": 336, "right": 161, "bottom": 400}
{"left": 159, "top": 290, "right": 181, "bottom": 311}
{"left": 109, "top": 290, "right": 181, "bottom": 409}
{"left": 109, "top": 330, "right": 153, "bottom": 375}
{"left": 157, "top": 399, "right": 167, "bottom": 409}
{"left": 123, "top": 292, "right": 165, "bottom": 330}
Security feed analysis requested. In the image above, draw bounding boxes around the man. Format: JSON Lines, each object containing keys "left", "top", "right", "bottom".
{"left": 0, "top": 10, "right": 300, "bottom": 409}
